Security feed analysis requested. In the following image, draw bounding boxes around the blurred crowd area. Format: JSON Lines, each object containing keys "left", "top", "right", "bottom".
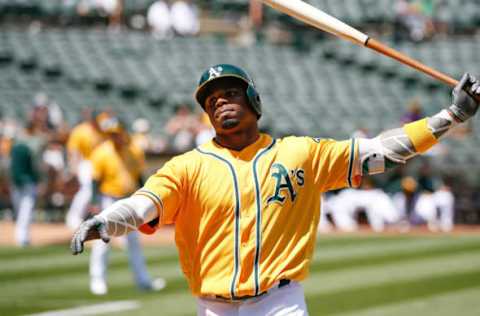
{"left": 0, "top": 0, "right": 201, "bottom": 36}
{"left": 1, "top": 0, "right": 480, "bottom": 245}
{"left": 0, "top": 92, "right": 214, "bottom": 224}
{"left": 0, "top": 0, "right": 479, "bottom": 43}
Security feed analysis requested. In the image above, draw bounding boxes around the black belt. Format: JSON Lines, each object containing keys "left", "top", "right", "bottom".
{"left": 214, "top": 279, "right": 291, "bottom": 302}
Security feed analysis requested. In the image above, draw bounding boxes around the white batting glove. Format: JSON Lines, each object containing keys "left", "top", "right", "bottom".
{"left": 449, "top": 73, "right": 480, "bottom": 122}
{"left": 70, "top": 216, "right": 111, "bottom": 255}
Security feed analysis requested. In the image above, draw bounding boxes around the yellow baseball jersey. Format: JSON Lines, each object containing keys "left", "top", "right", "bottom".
{"left": 67, "top": 122, "right": 105, "bottom": 160}
{"left": 135, "top": 133, "right": 359, "bottom": 298}
{"left": 91, "top": 140, "right": 145, "bottom": 198}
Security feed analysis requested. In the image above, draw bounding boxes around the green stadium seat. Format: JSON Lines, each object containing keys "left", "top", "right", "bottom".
{"left": 0, "top": 49, "right": 13, "bottom": 65}
{"left": 0, "top": 28, "right": 479, "bottom": 164}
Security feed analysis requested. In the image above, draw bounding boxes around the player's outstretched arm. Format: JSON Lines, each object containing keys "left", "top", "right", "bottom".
{"left": 357, "top": 73, "right": 480, "bottom": 176}
{"left": 70, "top": 195, "right": 158, "bottom": 255}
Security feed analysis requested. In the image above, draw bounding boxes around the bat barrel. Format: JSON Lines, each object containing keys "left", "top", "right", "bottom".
{"left": 262, "top": 0, "right": 369, "bottom": 45}
{"left": 261, "top": 0, "right": 459, "bottom": 88}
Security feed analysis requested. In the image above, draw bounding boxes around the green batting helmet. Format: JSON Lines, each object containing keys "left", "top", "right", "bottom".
{"left": 195, "top": 64, "right": 262, "bottom": 118}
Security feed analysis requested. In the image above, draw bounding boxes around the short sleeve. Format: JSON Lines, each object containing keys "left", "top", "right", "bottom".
{"left": 135, "top": 156, "right": 187, "bottom": 225}
{"left": 308, "top": 137, "right": 359, "bottom": 192}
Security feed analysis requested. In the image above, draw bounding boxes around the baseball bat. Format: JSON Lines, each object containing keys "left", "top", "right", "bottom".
{"left": 261, "top": 0, "right": 459, "bottom": 87}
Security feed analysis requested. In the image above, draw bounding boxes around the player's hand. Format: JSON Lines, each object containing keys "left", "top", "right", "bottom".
{"left": 449, "top": 73, "right": 480, "bottom": 122}
{"left": 70, "top": 216, "right": 110, "bottom": 255}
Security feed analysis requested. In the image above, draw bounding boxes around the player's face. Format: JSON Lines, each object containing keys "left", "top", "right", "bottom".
{"left": 204, "top": 79, "right": 257, "bottom": 133}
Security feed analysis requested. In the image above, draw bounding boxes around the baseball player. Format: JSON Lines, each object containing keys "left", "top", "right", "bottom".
{"left": 65, "top": 109, "right": 107, "bottom": 230}
{"left": 9, "top": 123, "right": 45, "bottom": 247}
{"left": 393, "top": 174, "right": 455, "bottom": 232}
{"left": 87, "top": 116, "right": 165, "bottom": 295}
{"left": 71, "top": 64, "right": 480, "bottom": 315}
{"left": 324, "top": 178, "right": 401, "bottom": 232}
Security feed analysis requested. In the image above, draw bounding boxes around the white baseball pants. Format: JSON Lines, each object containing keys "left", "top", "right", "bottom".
{"left": 433, "top": 189, "right": 454, "bottom": 232}
{"left": 393, "top": 189, "right": 455, "bottom": 232}
{"left": 89, "top": 195, "right": 152, "bottom": 288}
{"left": 66, "top": 160, "right": 93, "bottom": 229}
{"left": 415, "top": 190, "right": 455, "bottom": 232}
{"left": 197, "top": 281, "right": 308, "bottom": 316}
{"left": 325, "top": 189, "right": 400, "bottom": 232}
{"left": 11, "top": 183, "right": 37, "bottom": 246}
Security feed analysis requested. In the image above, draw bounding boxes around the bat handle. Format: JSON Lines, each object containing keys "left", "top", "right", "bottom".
{"left": 458, "top": 76, "right": 480, "bottom": 104}
{"left": 365, "top": 38, "right": 459, "bottom": 87}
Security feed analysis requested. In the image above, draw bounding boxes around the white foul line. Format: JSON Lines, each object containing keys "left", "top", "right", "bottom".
{"left": 25, "top": 300, "right": 141, "bottom": 316}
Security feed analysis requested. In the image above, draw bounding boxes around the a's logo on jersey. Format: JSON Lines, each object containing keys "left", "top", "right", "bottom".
{"left": 267, "top": 163, "right": 305, "bottom": 205}
{"left": 208, "top": 66, "right": 223, "bottom": 79}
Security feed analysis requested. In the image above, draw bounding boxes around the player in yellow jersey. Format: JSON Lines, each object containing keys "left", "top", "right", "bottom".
{"left": 65, "top": 109, "right": 107, "bottom": 229}
{"left": 87, "top": 116, "right": 165, "bottom": 295}
{"left": 72, "top": 64, "right": 480, "bottom": 315}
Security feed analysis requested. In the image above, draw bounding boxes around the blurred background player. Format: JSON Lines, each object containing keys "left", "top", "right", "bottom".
{"left": 323, "top": 178, "right": 400, "bottom": 232}
{"left": 64, "top": 109, "right": 106, "bottom": 230}
{"left": 414, "top": 161, "right": 455, "bottom": 232}
{"left": 195, "top": 112, "right": 215, "bottom": 146}
{"left": 165, "top": 103, "right": 199, "bottom": 153}
{"left": 146, "top": 0, "right": 200, "bottom": 39}
{"left": 88, "top": 116, "right": 165, "bottom": 295}
{"left": 393, "top": 161, "right": 455, "bottom": 232}
{"left": 170, "top": 0, "right": 200, "bottom": 37}
{"left": 131, "top": 118, "right": 152, "bottom": 152}
{"left": 9, "top": 122, "right": 45, "bottom": 247}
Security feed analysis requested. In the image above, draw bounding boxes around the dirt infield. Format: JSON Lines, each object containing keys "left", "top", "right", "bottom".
{"left": 1, "top": 220, "right": 479, "bottom": 247}
{"left": 0, "top": 220, "right": 175, "bottom": 247}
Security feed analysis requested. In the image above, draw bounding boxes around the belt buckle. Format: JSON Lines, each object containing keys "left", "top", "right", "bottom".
{"left": 213, "top": 279, "right": 290, "bottom": 302}
{"left": 215, "top": 291, "right": 266, "bottom": 302}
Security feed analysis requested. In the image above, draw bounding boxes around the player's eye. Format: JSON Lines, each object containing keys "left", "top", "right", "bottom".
{"left": 225, "top": 89, "right": 239, "bottom": 98}
{"left": 207, "top": 97, "right": 217, "bottom": 109}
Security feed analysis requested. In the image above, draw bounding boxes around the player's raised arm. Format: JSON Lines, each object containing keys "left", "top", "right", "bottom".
{"left": 356, "top": 73, "right": 480, "bottom": 177}
{"left": 70, "top": 194, "right": 158, "bottom": 255}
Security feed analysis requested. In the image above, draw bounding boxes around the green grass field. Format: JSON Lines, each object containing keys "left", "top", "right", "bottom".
{"left": 1, "top": 234, "right": 480, "bottom": 316}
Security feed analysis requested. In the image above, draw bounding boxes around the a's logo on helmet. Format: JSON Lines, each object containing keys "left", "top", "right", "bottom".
{"left": 208, "top": 66, "right": 223, "bottom": 79}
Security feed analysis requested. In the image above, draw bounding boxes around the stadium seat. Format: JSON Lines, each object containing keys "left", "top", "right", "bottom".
{"left": 0, "top": 28, "right": 479, "bottom": 164}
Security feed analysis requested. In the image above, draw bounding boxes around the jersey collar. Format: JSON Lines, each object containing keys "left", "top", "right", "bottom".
{"left": 200, "top": 133, "right": 273, "bottom": 162}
